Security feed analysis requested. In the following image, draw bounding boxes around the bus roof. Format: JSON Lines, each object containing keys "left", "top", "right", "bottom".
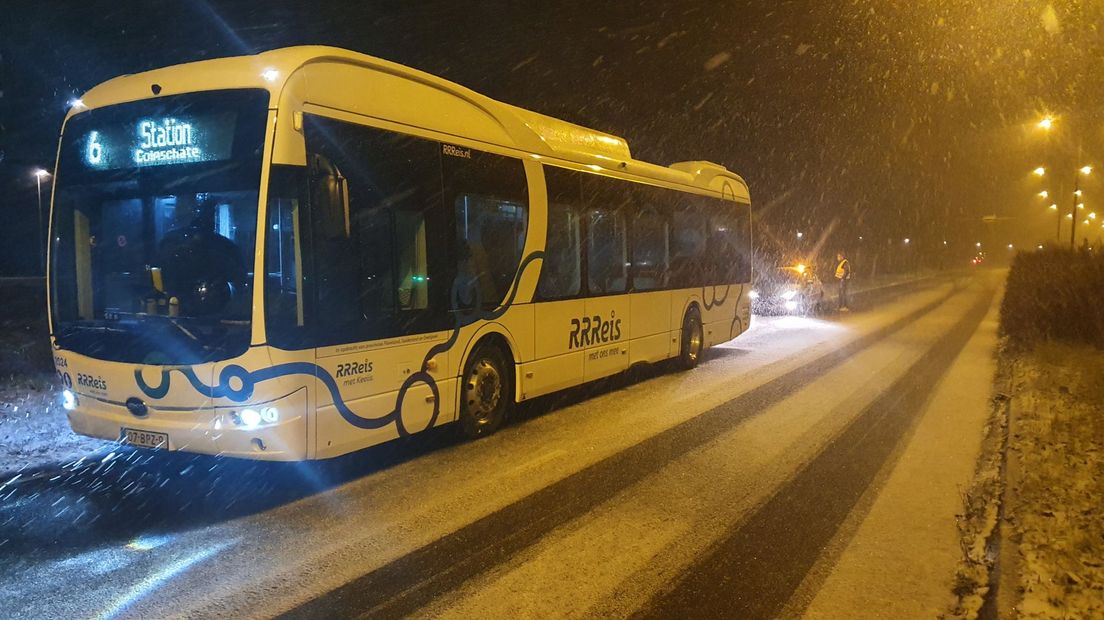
{"left": 73, "top": 46, "right": 749, "bottom": 202}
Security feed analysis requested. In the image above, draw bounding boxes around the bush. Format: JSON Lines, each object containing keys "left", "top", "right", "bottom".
{"left": 1000, "top": 249, "right": 1104, "bottom": 349}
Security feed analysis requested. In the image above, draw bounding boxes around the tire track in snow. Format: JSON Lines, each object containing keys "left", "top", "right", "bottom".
{"left": 637, "top": 283, "right": 996, "bottom": 619}
{"left": 279, "top": 284, "right": 971, "bottom": 620}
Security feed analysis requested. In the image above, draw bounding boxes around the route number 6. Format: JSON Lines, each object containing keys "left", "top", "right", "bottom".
{"left": 86, "top": 131, "right": 104, "bottom": 165}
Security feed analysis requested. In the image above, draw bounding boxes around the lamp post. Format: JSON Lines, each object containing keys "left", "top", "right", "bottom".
{"left": 33, "top": 168, "right": 50, "bottom": 274}
{"left": 1071, "top": 165, "right": 1092, "bottom": 250}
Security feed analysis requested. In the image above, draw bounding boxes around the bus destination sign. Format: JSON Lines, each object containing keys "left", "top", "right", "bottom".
{"left": 79, "top": 111, "right": 237, "bottom": 170}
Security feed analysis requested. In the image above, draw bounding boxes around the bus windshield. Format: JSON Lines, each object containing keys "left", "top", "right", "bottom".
{"left": 50, "top": 89, "right": 269, "bottom": 364}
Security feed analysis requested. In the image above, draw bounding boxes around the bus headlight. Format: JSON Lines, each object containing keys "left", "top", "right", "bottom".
{"left": 239, "top": 408, "right": 261, "bottom": 429}
{"left": 62, "top": 389, "right": 77, "bottom": 411}
{"left": 260, "top": 407, "right": 279, "bottom": 424}
{"left": 781, "top": 290, "right": 798, "bottom": 301}
{"left": 748, "top": 290, "right": 759, "bottom": 300}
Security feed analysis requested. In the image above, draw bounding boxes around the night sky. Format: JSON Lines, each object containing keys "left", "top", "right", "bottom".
{"left": 2, "top": 0, "right": 1102, "bottom": 275}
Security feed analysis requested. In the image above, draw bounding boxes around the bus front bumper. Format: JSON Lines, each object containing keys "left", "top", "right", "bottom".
{"left": 65, "top": 388, "right": 308, "bottom": 461}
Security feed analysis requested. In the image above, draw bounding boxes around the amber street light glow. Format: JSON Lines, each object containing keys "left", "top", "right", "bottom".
{"left": 1039, "top": 190, "right": 1049, "bottom": 198}
{"left": 1075, "top": 189, "right": 1083, "bottom": 196}
{"left": 1081, "top": 165, "right": 1093, "bottom": 175}
{"left": 1033, "top": 167, "right": 1046, "bottom": 176}
{"left": 1049, "top": 204, "right": 1058, "bottom": 210}
{"left": 1038, "top": 116, "right": 1054, "bottom": 130}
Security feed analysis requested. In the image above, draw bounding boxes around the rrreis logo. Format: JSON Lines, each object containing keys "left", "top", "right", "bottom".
{"left": 336, "top": 360, "right": 373, "bottom": 378}
{"left": 442, "top": 144, "right": 472, "bottom": 159}
{"left": 569, "top": 312, "right": 623, "bottom": 350}
{"left": 336, "top": 359, "right": 375, "bottom": 387}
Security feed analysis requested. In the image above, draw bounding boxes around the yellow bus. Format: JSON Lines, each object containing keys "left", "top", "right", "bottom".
{"left": 47, "top": 46, "right": 753, "bottom": 460}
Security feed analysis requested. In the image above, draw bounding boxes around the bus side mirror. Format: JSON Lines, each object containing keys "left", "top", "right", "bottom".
{"left": 308, "top": 153, "right": 350, "bottom": 238}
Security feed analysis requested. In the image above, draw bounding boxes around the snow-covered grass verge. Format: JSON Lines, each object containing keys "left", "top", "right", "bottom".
{"left": 0, "top": 317, "right": 106, "bottom": 480}
{"left": 948, "top": 340, "right": 1104, "bottom": 618}
{"left": 1004, "top": 342, "right": 1104, "bottom": 617}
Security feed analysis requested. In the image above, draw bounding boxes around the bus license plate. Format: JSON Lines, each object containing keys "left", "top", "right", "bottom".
{"left": 122, "top": 428, "right": 169, "bottom": 450}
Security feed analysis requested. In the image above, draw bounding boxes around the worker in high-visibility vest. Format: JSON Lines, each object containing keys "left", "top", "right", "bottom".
{"left": 835, "top": 252, "right": 852, "bottom": 311}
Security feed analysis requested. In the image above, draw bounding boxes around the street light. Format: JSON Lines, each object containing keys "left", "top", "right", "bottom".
{"left": 796, "top": 231, "right": 804, "bottom": 239}
{"left": 1039, "top": 190, "right": 1049, "bottom": 198}
{"left": 33, "top": 169, "right": 50, "bottom": 273}
{"left": 1033, "top": 166, "right": 1046, "bottom": 176}
{"left": 1049, "top": 203, "right": 1058, "bottom": 210}
{"left": 1038, "top": 116, "right": 1054, "bottom": 130}
{"left": 1072, "top": 165, "right": 1093, "bottom": 249}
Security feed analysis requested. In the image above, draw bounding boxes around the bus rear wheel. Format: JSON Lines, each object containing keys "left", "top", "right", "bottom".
{"left": 459, "top": 343, "right": 512, "bottom": 439}
{"left": 678, "top": 307, "right": 704, "bottom": 370}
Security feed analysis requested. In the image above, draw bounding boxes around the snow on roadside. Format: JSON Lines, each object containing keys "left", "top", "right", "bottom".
{"left": 1007, "top": 342, "right": 1104, "bottom": 617}
{"left": 948, "top": 340, "right": 1104, "bottom": 618}
{"left": 0, "top": 318, "right": 106, "bottom": 480}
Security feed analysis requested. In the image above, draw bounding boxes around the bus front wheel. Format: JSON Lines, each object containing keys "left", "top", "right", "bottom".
{"left": 678, "top": 307, "right": 704, "bottom": 370}
{"left": 459, "top": 343, "right": 512, "bottom": 439}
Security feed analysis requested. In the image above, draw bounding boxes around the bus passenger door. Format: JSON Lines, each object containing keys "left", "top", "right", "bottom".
{"left": 582, "top": 204, "right": 630, "bottom": 381}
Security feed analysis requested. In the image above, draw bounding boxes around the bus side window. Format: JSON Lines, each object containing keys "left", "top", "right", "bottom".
{"left": 586, "top": 207, "right": 627, "bottom": 295}
{"left": 582, "top": 175, "right": 629, "bottom": 296}
{"left": 443, "top": 146, "right": 529, "bottom": 311}
{"left": 537, "top": 167, "right": 583, "bottom": 300}
{"left": 630, "top": 202, "right": 669, "bottom": 292}
{"left": 670, "top": 202, "right": 709, "bottom": 288}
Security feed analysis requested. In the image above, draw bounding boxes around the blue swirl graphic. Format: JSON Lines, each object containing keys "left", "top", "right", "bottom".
{"left": 135, "top": 251, "right": 545, "bottom": 437}
{"left": 701, "top": 284, "right": 731, "bottom": 310}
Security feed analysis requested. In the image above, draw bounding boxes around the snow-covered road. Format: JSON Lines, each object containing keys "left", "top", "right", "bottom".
{"left": 0, "top": 271, "right": 1003, "bottom": 619}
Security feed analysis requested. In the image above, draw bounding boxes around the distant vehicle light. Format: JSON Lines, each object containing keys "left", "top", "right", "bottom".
{"left": 781, "top": 290, "right": 798, "bottom": 301}
{"left": 62, "top": 389, "right": 77, "bottom": 411}
{"left": 784, "top": 301, "right": 798, "bottom": 311}
{"left": 239, "top": 408, "right": 261, "bottom": 429}
{"left": 748, "top": 290, "right": 759, "bottom": 300}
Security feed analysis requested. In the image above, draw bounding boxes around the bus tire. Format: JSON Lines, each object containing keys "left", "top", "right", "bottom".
{"left": 458, "top": 342, "right": 512, "bottom": 439}
{"left": 678, "top": 306, "right": 704, "bottom": 370}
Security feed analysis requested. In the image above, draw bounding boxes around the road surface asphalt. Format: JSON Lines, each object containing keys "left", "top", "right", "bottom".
{"left": 0, "top": 271, "right": 1003, "bottom": 619}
